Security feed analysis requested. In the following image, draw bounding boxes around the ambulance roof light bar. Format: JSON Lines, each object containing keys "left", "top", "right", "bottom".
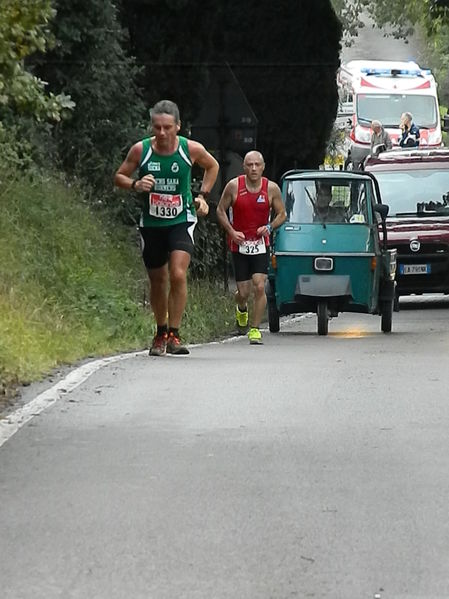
{"left": 360, "top": 67, "right": 432, "bottom": 77}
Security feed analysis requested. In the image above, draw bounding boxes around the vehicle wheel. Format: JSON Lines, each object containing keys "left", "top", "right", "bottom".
{"left": 393, "top": 294, "right": 400, "bottom": 312}
{"left": 381, "top": 300, "right": 393, "bottom": 333}
{"left": 268, "top": 296, "right": 280, "bottom": 333}
{"left": 317, "top": 300, "right": 329, "bottom": 336}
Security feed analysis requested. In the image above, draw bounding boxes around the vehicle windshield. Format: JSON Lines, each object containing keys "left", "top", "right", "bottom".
{"left": 284, "top": 179, "right": 372, "bottom": 225}
{"left": 357, "top": 94, "right": 438, "bottom": 128}
{"left": 373, "top": 169, "right": 449, "bottom": 216}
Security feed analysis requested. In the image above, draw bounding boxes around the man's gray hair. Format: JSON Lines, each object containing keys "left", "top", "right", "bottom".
{"left": 150, "top": 100, "right": 180, "bottom": 124}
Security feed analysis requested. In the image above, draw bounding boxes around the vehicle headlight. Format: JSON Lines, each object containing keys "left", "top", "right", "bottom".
{"left": 354, "top": 125, "right": 371, "bottom": 144}
{"left": 314, "top": 257, "right": 334, "bottom": 271}
{"left": 427, "top": 130, "right": 442, "bottom": 145}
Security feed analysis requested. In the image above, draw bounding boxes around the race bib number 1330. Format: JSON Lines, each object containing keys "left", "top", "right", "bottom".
{"left": 149, "top": 193, "right": 183, "bottom": 218}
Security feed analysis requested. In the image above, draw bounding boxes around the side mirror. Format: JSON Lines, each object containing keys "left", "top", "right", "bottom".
{"left": 443, "top": 113, "right": 449, "bottom": 133}
{"left": 374, "top": 203, "right": 389, "bottom": 220}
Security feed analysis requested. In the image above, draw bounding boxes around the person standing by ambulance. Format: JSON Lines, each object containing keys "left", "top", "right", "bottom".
{"left": 114, "top": 100, "right": 219, "bottom": 356}
{"left": 216, "top": 151, "right": 286, "bottom": 345}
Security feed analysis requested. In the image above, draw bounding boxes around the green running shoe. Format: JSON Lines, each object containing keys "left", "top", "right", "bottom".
{"left": 248, "top": 327, "right": 263, "bottom": 345}
{"left": 235, "top": 305, "right": 249, "bottom": 334}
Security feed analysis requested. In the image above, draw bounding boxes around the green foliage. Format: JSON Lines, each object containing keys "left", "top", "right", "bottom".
{"left": 0, "top": 170, "right": 235, "bottom": 399}
{"left": 0, "top": 0, "right": 74, "bottom": 123}
{"left": 33, "top": 0, "right": 146, "bottom": 196}
{"left": 331, "top": 0, "right": 367, "bottom": 45}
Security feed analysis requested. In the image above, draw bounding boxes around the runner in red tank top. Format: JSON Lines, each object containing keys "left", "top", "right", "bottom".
{"left": 217, "top": 151, "right": 286, "bottom": 345}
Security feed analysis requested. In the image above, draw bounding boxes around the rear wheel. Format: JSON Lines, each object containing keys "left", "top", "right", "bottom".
{"left": 268, "top": 296, "right": 280, "bottom": 333}
{"left": 317, "top": 300, "right": 329, "bottom": 336}
{"left": 381, "top": 299, "right": 393, "bottom": 333}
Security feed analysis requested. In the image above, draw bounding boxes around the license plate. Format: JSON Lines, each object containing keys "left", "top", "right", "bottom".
{"left": 399, "top": 264, "right": 431, "bottom": 275}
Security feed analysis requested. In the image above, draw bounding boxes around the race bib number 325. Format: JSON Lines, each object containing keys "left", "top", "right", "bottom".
{"left": 149, "top": 193, "right": 183, "bottom": 218}
{"left": 239, "top": 238, "right": 267, "bottom": 255}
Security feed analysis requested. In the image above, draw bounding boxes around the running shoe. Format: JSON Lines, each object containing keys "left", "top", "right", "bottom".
{"left": 149, "top": 332, "right": 168, "bottom": 356}
{"left": 235, "top": 305, "right": 249, "bottom": 334}
{"left": 248, "top": 327, "right": 263, "bottom": 345}
{"left": 166, "top": 332, "right": 190, "bottom": 355}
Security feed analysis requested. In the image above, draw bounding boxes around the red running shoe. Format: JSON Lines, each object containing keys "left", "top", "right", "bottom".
{"left": 149, "top": 332, "right": 168, "bottom": 356}
{"left": 166, "top": 332, "right": 190, "bottom": 355}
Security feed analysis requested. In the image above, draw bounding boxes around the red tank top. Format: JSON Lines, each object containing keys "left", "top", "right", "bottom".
{"left": 229, "top": 176, "right": 270, "bottom": 252}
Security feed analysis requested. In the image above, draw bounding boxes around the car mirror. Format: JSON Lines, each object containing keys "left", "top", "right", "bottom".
{"left": 374, "top": 204, "right": 389, "bottom": 220}
{"left": 443, "top": 113, "right": 449, "bottom": 133}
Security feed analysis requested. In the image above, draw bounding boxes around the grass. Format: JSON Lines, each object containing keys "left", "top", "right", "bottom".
{"left": 0, "top": 173, "right": 235, "bottom": 406}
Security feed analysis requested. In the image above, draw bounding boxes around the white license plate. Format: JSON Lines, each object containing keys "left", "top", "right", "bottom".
{"left": 399, "top": 264, "right": 431, "bottom": 275}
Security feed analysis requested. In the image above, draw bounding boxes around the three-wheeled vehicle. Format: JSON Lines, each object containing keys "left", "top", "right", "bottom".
{"left": 266, "top": 170, "right": 397, "bottom": 335}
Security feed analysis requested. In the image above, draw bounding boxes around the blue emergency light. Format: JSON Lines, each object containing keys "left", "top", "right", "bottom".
{"left": 360, "top": 67, "right": 431, "bottom": 77}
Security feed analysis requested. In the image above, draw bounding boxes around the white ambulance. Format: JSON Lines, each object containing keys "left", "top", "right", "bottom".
{"left": 337, "top": 60, "right": 443, "bottom": 168}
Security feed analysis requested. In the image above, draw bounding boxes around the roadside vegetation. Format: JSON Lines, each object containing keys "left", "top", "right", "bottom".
{"left": 0, "top": 172, "right": 235, "bottom": 404}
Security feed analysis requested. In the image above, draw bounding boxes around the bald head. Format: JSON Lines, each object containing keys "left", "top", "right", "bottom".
{"left": 243, "top": 150, "right": 265, "bottom": 184}
{"left": 244, "top": 150, "right": 265, "bottom": 167}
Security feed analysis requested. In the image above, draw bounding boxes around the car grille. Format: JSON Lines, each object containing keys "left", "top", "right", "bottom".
{"left": 394, "top": 241, "right": 449, "bottom": 293}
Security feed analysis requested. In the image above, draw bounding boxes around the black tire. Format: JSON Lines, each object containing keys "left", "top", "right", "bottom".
{"left": 381, "top": 300, "right": 393, "bottom": 333}
{"left": 393, "top": 294, "right": 400, "bottom": 312}
{"left": 317, "top": 300, "right": 329, "bottom": 336}
{"left": 268, "top": 296, "right": 280, "bottom": 333}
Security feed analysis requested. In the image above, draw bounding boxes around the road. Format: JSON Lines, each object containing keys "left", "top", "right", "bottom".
{"left": 1, "top": 297, "right": 449, "bottom": 599}
{"left": 2, "top": 17, "right": 447, "bottom": 599}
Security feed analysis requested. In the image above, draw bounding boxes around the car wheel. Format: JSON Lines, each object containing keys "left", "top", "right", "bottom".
{"left": 381, "top": 299, "right": 393, "bottom": 333}
{"left": 317, "top": 300, "right": 329, "bottom": 336}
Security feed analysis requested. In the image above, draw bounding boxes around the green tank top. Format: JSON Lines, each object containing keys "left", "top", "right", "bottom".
{"left": 138, "top": 136, "right": 195, "bottom": 227}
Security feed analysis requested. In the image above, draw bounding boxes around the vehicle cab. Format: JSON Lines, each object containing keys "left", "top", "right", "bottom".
{"left": 364, "top": 148, "right": 449, "bottom": 299}
{"left": 267, "top": 170, "right": 396, "bottom": 334}
{"left": 337, "top": 60, "right": 443, "bottom": 168}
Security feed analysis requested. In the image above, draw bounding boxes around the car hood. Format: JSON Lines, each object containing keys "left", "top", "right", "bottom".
{"left": 386, "top": 217, "right": 449, "bottom": 243}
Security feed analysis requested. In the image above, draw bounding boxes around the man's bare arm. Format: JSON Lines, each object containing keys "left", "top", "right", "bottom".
{"left": 188, "top": 140, "right": 219, "bottom": 216}
{"left": 114, "top": 142, "right": 155, "bottom": 193}
{"left": 217, "top": 179, "right": 245, "bottom": 244}
{"left": 269, "top": 182, "right": 287, "bottom": 230}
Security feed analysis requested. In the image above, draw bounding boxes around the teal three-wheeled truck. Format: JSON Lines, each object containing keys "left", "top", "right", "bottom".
{"left": 266, "top": 170, "right": 397, "bottom": 335}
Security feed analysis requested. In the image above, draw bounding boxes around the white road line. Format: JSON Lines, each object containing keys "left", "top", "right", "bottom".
{"left": 0, "top": 316, "right": 306, "bottom": 448}
{"left": 0, "top": 351, "right": 144, "bottom": 448}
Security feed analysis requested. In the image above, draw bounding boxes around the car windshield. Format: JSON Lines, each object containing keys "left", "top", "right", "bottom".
{"left": 374, "top": 169, "right": 449, "bottom": 216}
{"left": 284, "top": 179, "right": 372, "bottom": 225}
{"left": 357, "top": 94, "right": 438, "bottom": 128}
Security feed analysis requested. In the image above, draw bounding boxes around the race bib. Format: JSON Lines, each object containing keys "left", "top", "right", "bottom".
{"left": 149, "top": 193, "right": 183, "bottom": 219}
{"left": 238, "top": 238, "right": 267, "bottom": 255}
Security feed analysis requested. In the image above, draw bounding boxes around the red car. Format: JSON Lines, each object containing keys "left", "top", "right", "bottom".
{"left": 364, "top": 148, "right": 449, "bottom": 300}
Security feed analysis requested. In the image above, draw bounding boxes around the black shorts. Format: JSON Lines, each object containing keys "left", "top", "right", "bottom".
{"left": 139, "top": 222, "right": 196, "bottom": 269}
{"left": 231, "top": 250, "right": 269, "bottom": 282}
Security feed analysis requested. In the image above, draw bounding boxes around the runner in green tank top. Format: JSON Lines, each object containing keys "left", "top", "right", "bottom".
{"left": 137, "top": 135, "right": 195, "bottom": 228}
{"left": 114, "top": 100, "right": 219, "bottom": 356}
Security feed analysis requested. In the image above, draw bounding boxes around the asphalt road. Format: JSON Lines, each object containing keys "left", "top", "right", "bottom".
{"left": 1, "top": 297, "right": 449, "bottom": 599}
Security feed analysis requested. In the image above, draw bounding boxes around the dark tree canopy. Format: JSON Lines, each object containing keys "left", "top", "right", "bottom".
{"left": 122, "top": 0, "right": 342, "bottom": 180}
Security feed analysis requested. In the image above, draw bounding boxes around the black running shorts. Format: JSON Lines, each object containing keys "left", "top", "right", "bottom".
{"left": 231, "top": 250, "right": 269, "bottom": 282}
{"left": 139, "top": 222, "right": 196, "bottom": 269}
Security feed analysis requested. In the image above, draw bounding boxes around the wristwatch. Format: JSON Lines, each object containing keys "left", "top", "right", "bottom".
{"left": 131, "top": 179, "right": 138, "bottom": 191}
{"left": 197, "top": 191, "right": 209, "bottom": 200}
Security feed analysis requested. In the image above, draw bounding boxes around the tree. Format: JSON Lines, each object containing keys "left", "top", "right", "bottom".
{"left": 33, "top": 0, "right": 146, "bottom": 196}
{"left": 0, "top": 0, "right": 73, "bottom": 124}
{"left": 210, "top": 0, "right": 342, "bottom": 176}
